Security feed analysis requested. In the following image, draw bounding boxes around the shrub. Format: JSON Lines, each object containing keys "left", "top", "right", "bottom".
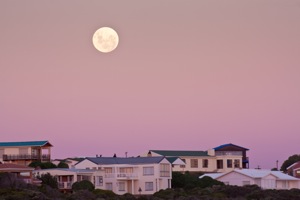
{"left": 57, "top": 161, "right": 69, "bottom": 168}
{"left": 29, "top": 161, "right": 57, "bottom": 169}
{"left": 93, "top": 188, "right": 117, "bottom": 198}
{"left": 72, "top": 180, "right": 95, "bottom": 192}
{"left": 38, "top": 173, "right": 58, "bottom": 189}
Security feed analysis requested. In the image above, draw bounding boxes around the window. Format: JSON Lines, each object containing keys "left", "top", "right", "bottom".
{"left": 234, "top": 159, "right": 240, "bottom": 168}
{"left": 95, "top": 176, "right": 103, "bottom": 186}
{"left": 180, "top": 159, "right": 186, "bottom": 168}
{"left": 227, "top": 159, "right": 233, "bottom": 168}
{"left": 217, "top": 160, "right": 223, "bottom": 169}
{"left": 105, "top": 168, "right": 113, "bottom": 173}
{"left": 118, "top": 182, "right": 125, "bottom": 191}
{"left": 202, "top": 159, "right": 208, "bottom": 168}
{"left": 119, "top": 167, "right": 133, "bottom": 173}
{"left": 160, "top": 164, "right": 170, "bottom": 177}
{"left": 145, "top": 182, "right": 154, "bottom": 191}
{"left": 190, "top": 159, "right": 198, "bottom": 168}
{"left": 106, "top": 183, "right": 113, "bottom": 191}
{"left": 143, "top": 167, "right": 154, "bottom": 176}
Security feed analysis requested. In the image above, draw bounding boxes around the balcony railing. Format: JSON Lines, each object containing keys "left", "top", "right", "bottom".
{"left": 2, "top": 154, "right": 51, "bottom": 161}
{"left": 215, "top": 151, "right": 243, "bottom": 156}
{"left": 58, "top": 181, "right": 73, "bottom": 189}
{"left": 105, "top": 173, "right": 138, "bottom": 179}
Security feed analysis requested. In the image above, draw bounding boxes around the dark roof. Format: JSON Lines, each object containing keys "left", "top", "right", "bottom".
{"left": 0, "top": 141, "right": 52, "bottom": 147}
{"left": 165, "top": 157, "right": 182, "bottom": 163}
{"left": 213, "top": 143, "right": 249, "bottom": 151}
{"left": 150, "top": 150, "right": 208, "bottom": 157}
{"left": 0, "top": 163, "right": 34, "bottom": 171}
{"left": 85, "top": 156, "right": 166, "bottom": 165}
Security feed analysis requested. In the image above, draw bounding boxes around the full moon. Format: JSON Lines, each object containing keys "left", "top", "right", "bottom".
{"left": 92, "top": 27, "right": 119, "bottom": 53}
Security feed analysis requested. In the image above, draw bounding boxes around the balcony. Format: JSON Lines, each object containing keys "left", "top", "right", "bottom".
{"left": 215, "top": 151, "right": 243, "bottom": 156}
{"left": 58, "top": 181, "right": 73, "bottom": 189}
{"left": 243, "top": 157, "right": 249, "bottom": 163}
{"left": 2, "top": 154, "right": 51, "bottom": 161}
{"left": 105, "top": 173, "right": 138, "bottom": 179}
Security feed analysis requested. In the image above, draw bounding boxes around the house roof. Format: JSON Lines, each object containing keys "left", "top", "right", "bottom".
{"left": 165, "top": 157, "right": 180, "bottom": 163}
{"left": 213, "top": 143, "right": 249, "bottom": 151}
{"left": 287, "top": 161, "right": 300, "bottom": 170}
{"left": 0, "top": 163, "right": 34, "bottom": 172}
{"left": 0, "top": 140, "right": 53, "bottom": 147}
{"left": 270, "top": 171, "right": 300, "bottom": 180}
{"left": 202, "top": 169, "right": 300, "bottom": 181}
{"left": 149, "top": 150, "right": 208, "bottom": 157}
{"left": 84, "top": 156, "right": 166, "bottom": 165}
{"left": 199, "top": 173, "right": 225, "bottom": 179}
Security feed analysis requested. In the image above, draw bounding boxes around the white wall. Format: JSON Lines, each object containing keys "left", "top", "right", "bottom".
{"left": 218, "top": 172, "right": 255, "bottom": 186}
{"left": 75, "top": 159, "right": 99, "bottom": 169}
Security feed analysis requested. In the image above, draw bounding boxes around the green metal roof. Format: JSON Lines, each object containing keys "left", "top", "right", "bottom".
{"left": 150, "top": 150, "right": 208, "bottom": 157}
{"left": 166, "top": 157, "right": 185, "bottom": 163}
{"left": 0, "top": 141, "right": 52, "bottom": 147}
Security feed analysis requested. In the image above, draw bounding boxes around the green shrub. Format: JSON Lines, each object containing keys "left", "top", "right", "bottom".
{"left": 38, "top": 173, "right": 58, "bottom": 189}
{"left": 57, "top": 161, "right": 69, "bottom": 168}
{"left": 72, "top": 180, "right": 95, "bottom": 192}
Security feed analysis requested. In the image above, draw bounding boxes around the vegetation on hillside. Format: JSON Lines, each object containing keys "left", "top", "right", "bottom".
{"left": 1, "top": 171, "right": 300, "bottom": 200}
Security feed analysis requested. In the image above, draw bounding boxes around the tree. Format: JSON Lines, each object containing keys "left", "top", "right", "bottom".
{"left": 72, "top": 180, "right": 95, "bottom": 192}
{"left": 38, "top": 173, "right": 58, "bottom": 189}
{"left": 28, "top": 161, "right": 57, "bottom": 169}
{"left": 57, "top": 161, "right": 69, "bottom": 168}
{"left": 280, "top": 154, "right": 300, "bottom": 172}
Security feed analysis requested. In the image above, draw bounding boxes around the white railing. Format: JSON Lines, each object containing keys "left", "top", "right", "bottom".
{"left": 104, "top": 173, "right": 138, "bottom": 179}
{"left": 215, "top": 151, "right": 242, "bottom": 156}
{"left": 58, "top": 181, "right": 73, "bottom": 189}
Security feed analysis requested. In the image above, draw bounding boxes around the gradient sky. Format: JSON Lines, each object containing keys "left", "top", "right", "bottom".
{"left": 1, "top": 0, "right": 300, "bottom": 169}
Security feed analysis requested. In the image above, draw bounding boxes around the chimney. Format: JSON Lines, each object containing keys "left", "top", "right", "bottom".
{"left": 147, "top": 151, "right": 152, "bottom": 157}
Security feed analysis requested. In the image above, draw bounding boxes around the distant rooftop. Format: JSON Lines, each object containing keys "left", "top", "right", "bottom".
{"left": 0, "top": 141, "right": 53, "bottom": 147}
{"left": 84, "top": 156, "right": 166, "bottom": 165}
{"left": 201, "top": 169, "right": 299, "bottom": 181}
{"left": 150, "top": 150, "right": 208, "bottom": 157}
{"left": 213, "top": 143, "right": 249, "bottom": 151}
{"left": 0, "top": 163, "right": 34, "bottom": 171}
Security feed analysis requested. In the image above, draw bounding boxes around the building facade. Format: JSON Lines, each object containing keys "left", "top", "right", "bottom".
{"left": 144, "top": 143, "right": 249, "bottom": 173}
{"left": 287, "top": 161, "right": 300, "bottom": 178}
{"left": 74, "top": 156, "right": 172, "bottom": 195}
{"left": 33, "top": 168, "right": 103, "bottom": 192}
{"left": 0, "top": 141, "right": 52, "bottom": 166}
{"left": 0, "top": 163, "right": 35, "bottom": 184}
{"left": 200, "top": 169, "right": 300, "bottom": 190}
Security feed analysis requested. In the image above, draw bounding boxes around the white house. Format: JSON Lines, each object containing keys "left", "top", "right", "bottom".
{"left": 200, "top": 169, "right": 300, "bottom": 190}
{"left": 75, "top": 156, "right": 172, "bottom": 195}
{"left": 143, "top": 143, "right": 249, "bottom": 173}
{"left": 33, "top": 168, "right": 104, "bottom": 192}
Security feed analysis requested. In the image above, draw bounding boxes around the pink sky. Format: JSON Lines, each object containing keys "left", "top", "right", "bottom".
{"left": 1, "top": 0, "right": 299, "bottom": 169}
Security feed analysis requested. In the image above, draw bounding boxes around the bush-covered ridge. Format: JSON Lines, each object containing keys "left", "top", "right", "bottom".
{"left": 1, "top": 172, "right": 300, "bottom": 200}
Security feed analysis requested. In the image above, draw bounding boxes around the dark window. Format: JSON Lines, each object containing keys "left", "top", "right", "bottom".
{"left": 217, "top": 160, "right": 223, "bottom": 169}
{"left": 227, "top": 159, "right": 233, "bottom": 168}
{"left": 202, "top": 159, "right": 208, "bottom": 168}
